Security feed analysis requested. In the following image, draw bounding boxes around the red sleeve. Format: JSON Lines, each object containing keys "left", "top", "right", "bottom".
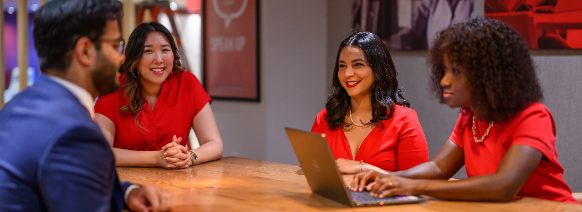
{"left": 510, "top": 104, "right": 556, "bottom": 160}
{"left": 186, "top": 72, "right": 212, "bottom": 116}
{"left": 397, "top": 109, "right": 429, "bottom": 170}
{"left": 311, "top": 109, "right": 326, "bottom": 134}
{"left": 94, "top": 92, "right": 118, "bottom": 123}
{"left": 449, "top": 113, "right": 468, "bottom": 149}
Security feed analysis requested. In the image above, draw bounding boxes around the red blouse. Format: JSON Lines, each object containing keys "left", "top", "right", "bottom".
{"left": 450, "top": 102, "right": 578, "bottom": 204}
{"left": 311, "top": 105, "right": 429, "bottom": 171}
{"left": 94, "top": 71, "right": 211, "bottom": 151}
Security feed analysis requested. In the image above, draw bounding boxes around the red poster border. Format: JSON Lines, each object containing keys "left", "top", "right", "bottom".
{"left": 202, "top": 0, "right": 260, "bottom": 102}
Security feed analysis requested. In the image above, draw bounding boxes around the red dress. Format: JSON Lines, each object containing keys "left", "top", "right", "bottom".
{"left": 94, "top": 71, "right": 212, "bottom": 151}
{"left": 311, "top": 105, "right": 429, "bottom": 171}
{"left": 450, "top": 102, "right": 578, "bottom": 204}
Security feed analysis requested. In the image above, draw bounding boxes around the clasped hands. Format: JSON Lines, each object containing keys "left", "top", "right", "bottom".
{"left": 159, "top": 135, "right": 191, "bottom": 169}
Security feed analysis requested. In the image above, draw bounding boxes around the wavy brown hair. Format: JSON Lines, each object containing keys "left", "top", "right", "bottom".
{"left": 429, "top": 17, "right": 543, "bottom": 122}
{"left": 326, "top": 31, "right": 409, "bottom": 130}
{"left": 119, "top": 22, "right": 184, "bottom": 128}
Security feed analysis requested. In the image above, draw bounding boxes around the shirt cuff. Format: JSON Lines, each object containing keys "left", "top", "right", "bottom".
{"left": 124, "top": 184, "right": 141, "bottom": 203}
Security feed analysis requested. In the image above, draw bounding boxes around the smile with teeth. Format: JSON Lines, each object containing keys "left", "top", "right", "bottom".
{"left": 346, "top": 81, "right": 360, "bottom": 88}
{"left": 151, "top": 68, "right": 164, "bottom": 73}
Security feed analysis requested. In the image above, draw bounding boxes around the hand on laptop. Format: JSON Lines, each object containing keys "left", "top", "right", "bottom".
{"left": 127, "top": 185, "right": 173, "bottom": 212}
{"left": 351, "top": 171, "right": 422, "bottom": 198}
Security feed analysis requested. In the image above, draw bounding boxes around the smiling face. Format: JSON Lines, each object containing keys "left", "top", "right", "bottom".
{"left": 337, "top": 46, "right": 374, "bottom": 101}
{"left": 440, "top": 54, "right": 472, "bottom": 108}
{"left": 137, "top": 31, "right": 174, "bottom": 87}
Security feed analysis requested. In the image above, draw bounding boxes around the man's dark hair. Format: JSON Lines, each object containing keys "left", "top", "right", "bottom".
{"left": 33, "top": 0, "right": 122, "bottom": 73}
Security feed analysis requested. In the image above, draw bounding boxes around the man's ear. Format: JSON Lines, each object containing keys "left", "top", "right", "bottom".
{"left": 74, "top": 37, "right": 97, "bottom": 67}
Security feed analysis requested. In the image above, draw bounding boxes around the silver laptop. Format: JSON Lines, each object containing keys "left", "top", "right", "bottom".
{"left": 284, "top": 127, "right": 426, "bottom": 207}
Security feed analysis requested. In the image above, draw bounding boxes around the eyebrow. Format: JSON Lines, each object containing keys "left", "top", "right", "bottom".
{"left": 144, "top": 44, "right": 171, "bottom": 47}
{"left": 338, "top": 58, "right": 366, "bottom": 63}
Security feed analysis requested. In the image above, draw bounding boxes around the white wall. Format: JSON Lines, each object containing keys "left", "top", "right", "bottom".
{"left": 212, "top": 0, "right": 328, "bottom": 165}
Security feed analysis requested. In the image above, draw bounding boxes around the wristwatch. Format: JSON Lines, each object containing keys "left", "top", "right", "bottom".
{"left": 188, "top": 150, "right": 198, "bottom": 166}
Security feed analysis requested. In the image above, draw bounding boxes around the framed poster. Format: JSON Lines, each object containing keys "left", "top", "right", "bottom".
{"left": 352, "top": 0, "right": 474, "bottom": 51}
{"left": 485, "top": 0, "right": 582, "bottom": 50}
{"left": 202, "top": 0, "right": 260, "bottom": 101}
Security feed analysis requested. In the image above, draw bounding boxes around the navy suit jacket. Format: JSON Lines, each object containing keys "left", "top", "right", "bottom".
{"left": 0, "top": 75, "right": 130, "bottom": 211}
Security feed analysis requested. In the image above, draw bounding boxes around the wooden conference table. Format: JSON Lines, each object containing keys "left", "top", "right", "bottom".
{"left": 117, "top": 157, "right": 582, "bottom": 212}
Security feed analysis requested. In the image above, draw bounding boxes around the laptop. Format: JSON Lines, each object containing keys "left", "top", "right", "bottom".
{"left": 284, "top": 127, "right": 426, "bottom": 207}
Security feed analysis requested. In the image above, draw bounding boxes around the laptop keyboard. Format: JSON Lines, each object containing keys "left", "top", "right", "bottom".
{"left": 349, "top": 190, "right": 421, "bottom": 205}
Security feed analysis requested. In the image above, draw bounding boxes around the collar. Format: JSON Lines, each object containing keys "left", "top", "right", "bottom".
{"left": 46, "top": 75, "right": 96, "bottom": 120}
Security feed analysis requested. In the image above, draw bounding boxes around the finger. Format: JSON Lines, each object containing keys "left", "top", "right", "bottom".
{"left": 351, "top": 173, "right": 364, "bottom": 191}
{"left": 358, "top": 172, "right": 376, "bottom": 192}
{"left": 172, "top": 158, "right": 190, "bottom": 168}
{"left": 165, "top": 156, "right": 189, "bottom": 164}
{"left": 366, "top": 182, "right": 377, "bottom": 191}
{"left": 371, "top": 179, "right": 394, "bottom": 197}
{"left": 172, "top": 136, "right": 182, "bottom": 143}
{"left": 161, "top": 191, "right": 173, "bottom": 211}
{"left": 163, "top": 148, "right": 182, "bottom": 156}
{"left": 144, "top": 186, "right": 161, "bottom": 211}
{"left": 378, "top": 189, "right": 394, "bottom": 198}
{"left": 172, "top": 143, "right": 188, "bottom": 153}
{"left": 127, "top": 188, "right": 148, "bottom": 212}
{"left": 166, "top": 152, "right": 189, "bottom": 160}
{"left": 161, "top": 141, "right": 178, "bottom": 150}
{"left": 131, "top": 201, "right": 148, "bottom": 212}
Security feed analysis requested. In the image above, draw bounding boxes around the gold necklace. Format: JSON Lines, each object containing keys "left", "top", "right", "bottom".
{"left": 349, "top": 109, "right": 372, "bottom": 127}
{"left": 472, "top": 116, "right": 494, "bottom": 143}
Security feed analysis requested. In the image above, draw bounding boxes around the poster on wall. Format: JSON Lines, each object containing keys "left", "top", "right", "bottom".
{"left": 485, "top": 0, "right": 582, "bottom": 49}
{"left": 352, "top": 0, "right": 474, "bottom": 51}
{"left": 203, "top": 0, "right": 260, "bottom": 101}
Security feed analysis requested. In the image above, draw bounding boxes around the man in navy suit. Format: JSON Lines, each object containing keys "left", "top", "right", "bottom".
{"left": 0, "top": 0, "right": 173, "bottom": 211}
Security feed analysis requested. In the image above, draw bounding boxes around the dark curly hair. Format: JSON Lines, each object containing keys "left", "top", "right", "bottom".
{"left": 326, "top": 31, "right": 409, "bottom": 130}
{"left": 34, "top": 0, "right": 122, "bottom": 73}
{"left": 429, "top": 17, "right": 543, "bottom": 122}
{"left": 119, "top": 22, "right": 185, "bottom": 129}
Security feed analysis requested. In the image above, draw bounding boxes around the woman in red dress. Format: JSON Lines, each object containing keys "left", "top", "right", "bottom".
{"left": 95, "top": 22, "right": 222, "bottom": 168}
{"left": 351, "top": 17, "right": 578, "bottom": 204}
{"left": 311, "top": 31, "right": 429, "bottom": 174}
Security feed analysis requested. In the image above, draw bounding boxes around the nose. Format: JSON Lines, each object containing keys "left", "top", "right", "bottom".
{"left": 344, "top": 66, "right": 354, "bottom": 78}
{"left": 153, "top": 52, "right": 163, "bottom": 64}
{"left": 440, "top": 71, "right": 451, "bottom": 88}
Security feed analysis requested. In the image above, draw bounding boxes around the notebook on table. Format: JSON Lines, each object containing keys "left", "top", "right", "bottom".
{"left": 284, "top": 127, "right": 426, "bottom": 207}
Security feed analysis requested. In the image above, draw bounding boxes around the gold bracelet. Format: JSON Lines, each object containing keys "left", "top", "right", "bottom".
{"left": 359, "top": 160, "right": 363, "bottom": 172}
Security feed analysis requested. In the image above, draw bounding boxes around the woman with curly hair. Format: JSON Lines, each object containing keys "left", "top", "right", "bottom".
{"left": 95, "top": 22, "right": 223, "bottom": 169}
{"left": 350, "top": 17, "right": 578, "bottom": 203}
{"left": 311, "top": 31, "right": 429, "bottom": 174}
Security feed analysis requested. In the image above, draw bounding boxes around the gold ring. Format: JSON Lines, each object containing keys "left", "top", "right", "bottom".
{"left": 388, "top": 181, "right": 393, "bottom": 189}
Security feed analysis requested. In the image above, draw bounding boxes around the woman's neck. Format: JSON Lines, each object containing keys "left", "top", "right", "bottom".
{"left": 469, "top": 105, "right": 487, "bottom": 122}
{"left": 140, "top": 78, "right": 162, "bottom": 98}
{"left": 350, "top": 96, "right": 372, "bottom": 114}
